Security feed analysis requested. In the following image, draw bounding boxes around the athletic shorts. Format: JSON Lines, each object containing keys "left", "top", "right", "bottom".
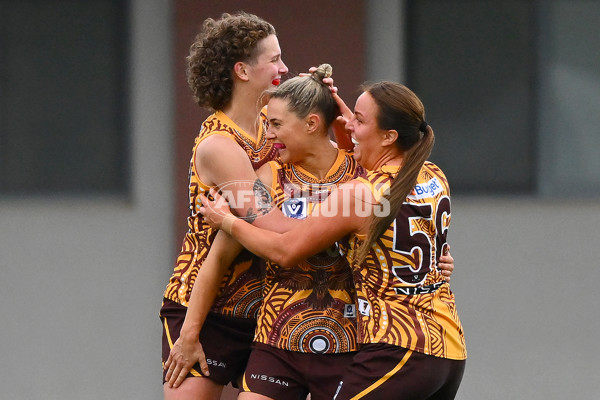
{"left": 240, "top": 342, "right": 356, "bottom": 400}
{"left": 160, "top": 298, "right": 256, "bottom": 386}
{"left": 333, "top": 343, "right": 466, "bottom": 400}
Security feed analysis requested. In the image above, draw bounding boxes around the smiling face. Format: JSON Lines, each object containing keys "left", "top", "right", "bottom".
{"left": 266, "top": 97, "right": 311, "bottom": 164}
{"left": 246, "top": 34, "right": 288, "bottom": 93}
{"left": 345, "top": 92, "right": 388, "bottom": 170}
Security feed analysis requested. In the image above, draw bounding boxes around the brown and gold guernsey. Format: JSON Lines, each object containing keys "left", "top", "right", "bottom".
{"left": 163, "top": 110, "right": 277, "bottom": 319}
{"left": 255, "top": 150, "right": 365, "bottom": 353}
{"left": 342, "top": 162, "right": 467, "bottom": 360}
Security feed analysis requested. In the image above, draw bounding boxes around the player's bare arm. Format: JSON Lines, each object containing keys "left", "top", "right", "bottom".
{"left": 195, "top": 134, "right": 297, "bottom": 232}
{"left": 201, "top": 181, "right": 456, "bottom": 275}
{"left": 200, "top": 181, "right": 368, "bottom": 267}
{"left": 164, "top": 231, "right": 243, "bottom": 388}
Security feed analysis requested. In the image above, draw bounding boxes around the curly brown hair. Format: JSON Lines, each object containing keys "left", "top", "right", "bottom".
{"left": 186, "top": 12, "right": 276, "bottom": 111}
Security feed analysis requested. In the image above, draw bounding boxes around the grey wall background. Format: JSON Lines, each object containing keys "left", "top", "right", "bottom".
{"left": 450, "top": 198, "right": 600, "bottom": 398}
{"left": 537, "top": 1, "right": 600, "bottom": 196}
{"left": 1, "top": 0, "right": 599, "bottom": 399}
{"left": 0, "top": 0, "right": 175, "bottom": 398}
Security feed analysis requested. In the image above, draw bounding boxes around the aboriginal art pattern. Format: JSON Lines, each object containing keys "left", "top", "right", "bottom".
{"left": 255, "top": 150, "right": 365, "bottom": 353}
{"left": 163, "top": 110, "right": 275, "bottom": 318}
{"left": 343, "top": 162, "right": 467, "bottom": 360}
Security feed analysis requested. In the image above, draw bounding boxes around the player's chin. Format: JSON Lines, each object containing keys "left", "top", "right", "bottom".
{"left": 352, "top": 148, "right": 363, "bottom": 164}
{"left": 278, "top": 150, "right": 291, "bottom": 163}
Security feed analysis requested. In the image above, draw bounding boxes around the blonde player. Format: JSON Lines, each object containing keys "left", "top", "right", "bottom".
{"left": 201, "top": 81, "right": 467, "bottom": 399}
{"left": 231, "top": 64, "right": 362, "bottom": 400}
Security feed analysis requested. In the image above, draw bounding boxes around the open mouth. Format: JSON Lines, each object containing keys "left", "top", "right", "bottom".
{"left": 273, "top": 143, "right": 286, "bottom": 150}
{"left": 272, "top": 78, "right": 281, "bottom": 86}
{"left": 351, "top": 138, "right": 359, "bottom": 146}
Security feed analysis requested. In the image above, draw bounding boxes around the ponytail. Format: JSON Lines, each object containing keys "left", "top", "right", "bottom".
{"left": 354, "top": 82, "right": 434, "bottom": 265}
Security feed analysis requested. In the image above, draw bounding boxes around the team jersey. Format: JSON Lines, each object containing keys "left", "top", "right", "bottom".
{"left": 254, "top": 149, "right": 365, "bottom": 353}
{"left": 163, "top": 110, "right": 277, "bottom": 318}
{"left": 342, "top": 162, "right": 467, "bottom": 360}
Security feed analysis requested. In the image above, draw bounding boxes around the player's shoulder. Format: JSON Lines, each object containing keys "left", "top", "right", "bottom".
{"left": 196, "top": 111, "right": 237, "bottom": 143}
{"left": 334, "top": 178, "right": 377, "bottom": 205}
{"left": 194, "top": 133, "right": 249, "bottom": 176}
{"left": 422, "top": 161, "right": 446, "bottom": 176}
{"left": 196, "top": 131, "right": 240, "bottom": 155}
{"left": 410, "top": 161, "right": 450, "bottom": 199}
{"left": 420, "top": 161, "right": 449, "bottom": 188}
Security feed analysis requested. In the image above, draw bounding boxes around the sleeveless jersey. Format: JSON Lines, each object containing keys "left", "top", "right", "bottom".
{"left": 163, "top": 110, "right": 277, "bottom": 319}
{"left": 342, "top": 162, "right": 467, "bottom": 360}
{"left": 254, "top": 150, "right": 365, "bottom": 353}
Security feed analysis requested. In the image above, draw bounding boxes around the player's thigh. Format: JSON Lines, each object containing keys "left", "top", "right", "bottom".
{"left": 238, "top": 391, "right": 276, "bottom": 400}
{"left": 160, "top": 299, "right": 255, "bottom": 386}
{"left": 163, "top": 376, "right": 223, "bottom": 400}
{"left": 335, "top": 344, "right": 464, "bottom": 400}
{"left": 240, "top": 344, "right": 309, "bottom": 400}
{"left": 306, "top": 352, "right": 355, "bottom": 400}
{"left": 428, "top": 359, "right": 466, "bottom": 400}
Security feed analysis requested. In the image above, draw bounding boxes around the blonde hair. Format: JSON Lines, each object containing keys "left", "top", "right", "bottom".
{"left": 264, "top": 63, "right": 336, "bottom": 129}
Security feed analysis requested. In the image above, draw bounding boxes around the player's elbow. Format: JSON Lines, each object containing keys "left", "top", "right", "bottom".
{"left": 269, "top": 247, "right": 304, "bottom": 268}
{"left": 277, "top": 256, "right": 301, "bottom": 269}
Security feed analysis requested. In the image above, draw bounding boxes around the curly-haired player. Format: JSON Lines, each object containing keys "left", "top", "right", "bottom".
{"left": 160, "top": 12, "right": 289, "bottom": 400}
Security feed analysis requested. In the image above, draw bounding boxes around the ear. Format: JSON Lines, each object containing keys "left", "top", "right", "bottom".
{"left": 381, "top": 129, "right": 398, "bottom": 147}
{"left": 233, "top": 61, "right": 250, "bottom": 82}
{"left": 306, "top": 114, "right": 321, "bottom": 135}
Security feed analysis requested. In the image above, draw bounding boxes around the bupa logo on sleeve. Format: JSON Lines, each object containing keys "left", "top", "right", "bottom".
{"left": 282, "top": 198, "right": 308, "bottom": 219}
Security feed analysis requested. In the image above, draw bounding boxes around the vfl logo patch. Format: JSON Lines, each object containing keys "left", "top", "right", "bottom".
{"left": 344, "top": 304, "right": 356, "bottom": 318}
{"left": 282, "top": 198, "right": 308, "bottom": 219}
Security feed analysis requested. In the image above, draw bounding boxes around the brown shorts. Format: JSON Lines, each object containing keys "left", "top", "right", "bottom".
{"left": 160, "top": 298, "right": 256, "bottom": 386}
{"left": 240, "top": 342, "right": 356, "bottom": 400}
{"left": 333, "top": 343, "right": 466, "bottom": 400}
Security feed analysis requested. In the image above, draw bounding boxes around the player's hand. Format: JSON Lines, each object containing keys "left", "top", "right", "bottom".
{"left": 199, "top": 188, "right": 233, "bottom": 229}
{"left": 300, "top": 66, "right": 338, "bottom": 94}
{"left": 164, "top": 334, "right": 209, "bottom": 388}
{"left": 332, "top": 92, "right": 353, "bottom": 129}
{"left": 438, "top": 246, "right": 454, "bottom": 282}
{"left": 330, "top": 91, "right": 354, "bottom": 150}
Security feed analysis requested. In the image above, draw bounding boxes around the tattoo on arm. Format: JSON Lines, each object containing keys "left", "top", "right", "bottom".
{"left": 238, "top": 180, "right": 273, "bottom": 223}
{"left": 245, "top": 208, "right": 258, "bottom": 224}
{"left": 253, "top": 179, "right": 273, "bottom": 217}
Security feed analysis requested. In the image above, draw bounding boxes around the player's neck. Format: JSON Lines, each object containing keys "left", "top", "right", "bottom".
{"left": 370, "top": 148, "right": 403, "bottom": 172}
{"left": 223, "top": 88, "right": 265, "bottom": 139}
{"left": 222, "top": 105, "right": 260, "bottom": 138}
{"left": 296, "top": 141, "right": 339, "bottom": 181}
